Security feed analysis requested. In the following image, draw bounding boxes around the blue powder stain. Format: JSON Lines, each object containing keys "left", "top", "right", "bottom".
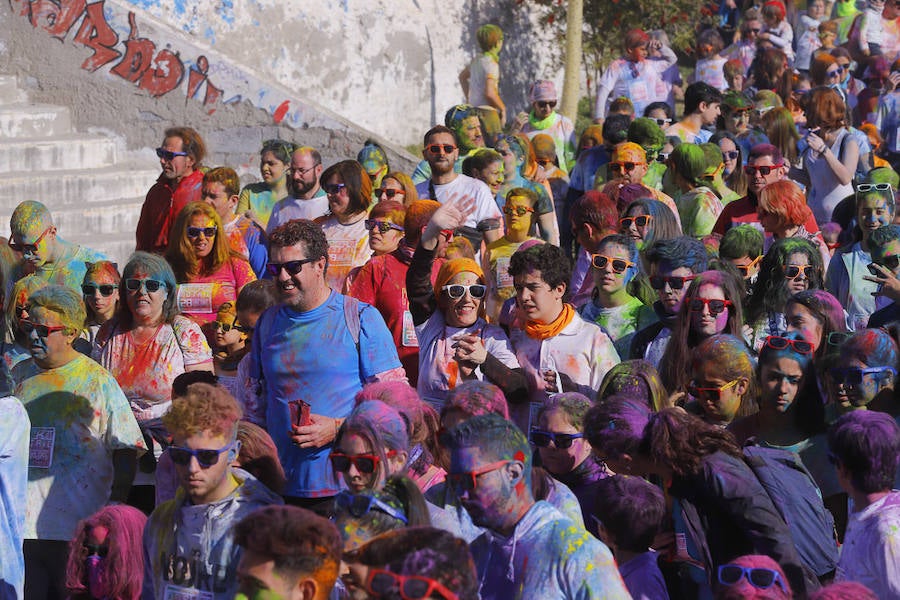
{"left": 220, "top": 0, "right": 235, "bottom": 25}
{"left": 126, "top": 0, "right": 156, "bottom": 9}
{"left": 204, "top": 26, "right": 216, "bottom": 44}
{"left": 174, "top": 0, "right": 186, "bottom": 16}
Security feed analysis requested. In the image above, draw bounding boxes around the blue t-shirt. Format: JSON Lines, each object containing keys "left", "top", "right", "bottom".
{"left": 250, "top": 291, "right": 401, "bottom": 497}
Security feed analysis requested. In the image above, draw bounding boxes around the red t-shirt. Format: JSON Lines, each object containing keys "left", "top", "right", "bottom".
{"left": 135, "top": 169, "right": 204, "bottom": 254}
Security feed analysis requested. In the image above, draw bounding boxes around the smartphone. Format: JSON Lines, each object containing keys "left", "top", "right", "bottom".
{"left": 288, "top": 399, "right": 312, "bottom": 427}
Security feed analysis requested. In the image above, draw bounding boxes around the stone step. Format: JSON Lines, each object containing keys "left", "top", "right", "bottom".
{"left": 0, "top": 164, "right": 158, "bottom": 208}
{"left": 0, "top": 103, "right": 72, "bottom": 138}
{"left": 0, "top": 76, "right": 26, "bottom": 105}
{"left": 0, "top": 133, "right": 118, "bottom": 173}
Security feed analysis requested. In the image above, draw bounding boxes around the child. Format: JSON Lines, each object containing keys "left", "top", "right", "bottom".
{"left": 874, "top": 58, "right": 900, "bottom": 172}
{"left": 817, "top": 20, "right": 839, "bottom": 54}
{"left": 482, "top": 188, "right": 541, "bottom": 322}
{"left": 592, "top": 475, "right": 670, "bottom": 600}
{"left": 212, "top": 301, "right": 248, "bottom": 397}
{"left": 693, "top": 29, "right": 728, "bottom": 91}
{"left": 856, "top": 0, "right": 886, "bottom": 60}
{"left": 233, "top": 280, "right": 278, "bottom": 426}
{"left": 685, "top": 334, "right": 756, "bottom": 428}
{"left": 795, "top": 0, "right": 827, "bottom": 71}
{"left": 760, "top": 0, "right": 794, "bottom": 64}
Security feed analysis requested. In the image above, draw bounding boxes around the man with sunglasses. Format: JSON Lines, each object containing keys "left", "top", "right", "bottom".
{"left": 14, "top": 285, "right": 144, "bottom": 598}
{"left": 866, "top": 225, "right": 900, "bottom": 327}
{"left": 518, "top": 80, "right": 576, "bottom": 174}
{"left": 630, "top": 237, "right": 709, "bottom": 364}
{"left": 144, "top": 383, "right": 282, "bottom": 600}
{"left": 7, "top": 200, "right": 107, "bottom": 296}
{"left": 445, "top": 414, "right": 628, "bottom": 599}
{"left": 248, "top": 220, "right": 403, "bottom": 514}
{"left": 267, "top": 146, "right": 328, "bottom": 234}
{"left": 606, "top": 142, "right": 679, "bottom": 224}
{"left": 136, "top": 126, "right": 205, "bottom": 254}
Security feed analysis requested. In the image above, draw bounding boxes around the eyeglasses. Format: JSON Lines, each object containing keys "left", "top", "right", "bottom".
{"left": 619, "top": 215, "right": 652, "bottom": 229}
{"left": 375, "top": 187, "right": 405, "bottom": 199}
{"left": 502, "top": 206, "right": 535, "bottom": 217}
{"left": 530, "top": 429, "right": 584, "bottom": 449}
{"left": 81, "top": 284, "right": 117, "bottom": 297}
{"left": 610, "top": 161, "right": 644, "bottom": 173}
{"left": 124, "top": 278, "right": 167, "bottom": 294}
{"left": 687, "top": 378, "right": 740, "bottom": 401}
{"left": 83, "top": 543, "right": 109, "bottom": 558}
{"left": 424, "top": 144, "right": 457, "bottom": 155}
{"left": 447, "top": 460, "right": 510, "bottom": 493}
{"left": 168, "top": 443, "right": 234, "bottom": 468}
{"left": 653, "top": 118, "right": 672, "bottom": 127}
{"left": 365, "top": 569, "right": 459, "bottom": 600}
{"left": 330, "top": 451, "right": 395, "bottom": 474}
{"left": 290, "top": 164, "right": 320, "bottom": 176}
{"left": 186, "top": 226, "right": 217, "bottom": 239}
{"left": 829, "top": 366, "right": 897, "bottom": 386}
{"left": 743, "top": 163, "right": 784, "bottom": 176}
{"left": 857, "top": 182, "right": 893, "bottom": 193}
{"left": 323, "top": 183, "right": 346, "bottom": 195}
{"left": 827, "top": 331, "right": 852, "bottom": 347}
{"left": 156, "top": 147, "right": 188, "bottom": 161}
{"left": 535, "top": 100, "right": 557, "bottom": 109}
{"left": 723, "top": 150, "right": 740, "bottom": 160}
{"left": 763, "top": 335, "right": 813, "bottom": 354}
{"left": 20, "top": 319, "right": 67, "bottom": 338}
{"left": 334, "top": 490, "right": 408, "bottom": 523}
{"left": 442, "top": 284, "right": 486, "bottom": 299}
{"left": 364, "top": 219, "right": 404, "bottom": 234}
{"left": 734, "top": 255, "right": 762, "bottom": 277}
{"left": 8, "top": 226, "right": 52, "bottom": 254}
{"left": 826, "top": 68, "right": 841, "bottom": 78}
{"left": 783, "top": 264, "right": 814, "bottom": 279}
{"left": 649, "top": 274, "right": 695, "bottom": 290}
{"left": 266, "top": 258, "right": 317, "bottom": 277}
{"left": 718, "top": 565, "right": 786, "bottom": 592}
{"left": 869, "top": 254, "right": 900, "bottom": 274}
{"left": 590, "top": 254, "right": 634, "bottom": 273}
{"left": 688, "top": 297, "right": 732, "bottom": 315}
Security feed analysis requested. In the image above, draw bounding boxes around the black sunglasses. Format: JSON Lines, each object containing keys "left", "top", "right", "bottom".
{"left": 266, "top": 258, "right": 317, "bottom": 276}
{"left": 649, "top": 274, "right": 695, "bottom": 290}
{"left": 688, "top": 297, "right": 732, "bottom": 315}
{"left": 83, "top": 543, "right": 108, "bottom": 558}
{"left": 783, "top": 264, "right": 814, "bottom": 279}
{"left": 82, "top": 284, "right": 117, "bottom": 297}
{"left": 334, "top": 490, "right": 408, "bottom": 523}
{"left": 125, "top": 278, "right": 166, "bottom": 294}
{"left": 168, "top": 443, "right": 234, "bottom": 468}
{"left": 530, "top": 429, "right": 584, "bottom": 449}
{"left": 186, "top": 226, "right": 217, "bottom": 239}
{"left": 156, "top": 147, "right": 188, "bottom": 161}
{"left": 591, "top": 254, "right": 634, "bottom": 273}
{"left": 375, "top": 187, "right": 405, "bottom": 199}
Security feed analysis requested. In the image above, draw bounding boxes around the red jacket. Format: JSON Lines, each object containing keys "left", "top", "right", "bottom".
{"left": 135, "top": 169, "right": 204, "bottom": 254}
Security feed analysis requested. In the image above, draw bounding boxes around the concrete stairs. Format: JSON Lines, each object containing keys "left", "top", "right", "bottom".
{"left": 0, "top": 75, "right": 158, "bottom": 266}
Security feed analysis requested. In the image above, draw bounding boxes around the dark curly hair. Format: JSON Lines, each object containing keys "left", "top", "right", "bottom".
{"left": 268, "top": 219, "right": 329, "bottom": 274}
{"left": 507, "top": 243, "right": 571, "bottom": 291}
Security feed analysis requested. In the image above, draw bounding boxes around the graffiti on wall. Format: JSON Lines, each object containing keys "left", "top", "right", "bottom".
{"left": 9, "top": 0, "right": 296, "bottom": 121}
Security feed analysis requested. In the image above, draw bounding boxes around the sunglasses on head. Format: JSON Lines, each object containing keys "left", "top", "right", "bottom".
{"left": 744, "top": 163, "right": 784, "bottom": 176}
{"left": 334, "top": 490, "right": 408, "bottom": 523}
{"left": 375, "top": 187, "right": 405, "bottom": 199}
{"left": 687, "top": 378, "right": 740, "bottom": 401}
{"left": 689, "top": 297, "right": 732, "bottom": 315}
{"left": 442, "top": 284, "right": 486, "bottom": 299}
{"left": 323, "top": 183, "right": 347, "bottom": 195}
{"left": 364, "top": 219, "right": 404, "bottom": 234}
{"left": 869, "top": 254, "right": 900, "bottom": 274}
{"left": 330, "top": 451, "right": 395, "bottom": 474}
{"left": 447, "top": 460, "right": 510, "bottom": 493}
{"left": 266, "top": 258, "right": 317, "bottom": 277}
{"left": 649, "top": 274, "right": 695, "bottom": 290}
{"left": 168, "top": 443, "right": 234, "bottom": 468}
{"left": 82, "top": 283, "right": 117, "bottom": 297}
{"left": 20, "top": 319, "right": 67, "bottom": 338}
{"left": 530, "top": 429, "right": 584, "bottom": 449}
{"left": 591, "top": 254, "right": 634, "bottom": 273}
{"left": 503, "top": 205, "right": 535, "bottom": 217}
{"left": 857, "top": 182, "right": 893, "bottom": 193}
{"left": 186, "top": 226, "right": 217, "bottom": 239}
{"left": 365, "top": 569, "right": 459, "bottom": 600}
{"left": 829, "top": 366, "right": 897, "bottom": 386}
{"left": 783, "top": 264, "right": 814, "bottom": 279}
{"left": 124, "top": 278, "right": 166, "bottom": 294}
{"left": 619, "top": 215, "right": 652, "bottom": 229}
{"left": 610, "top": 161, "right": 643, "bottom": 173}
{"left": 8, "top": 226, "right": 52, "bottom": 254}
{"left": 763, "top": 335, "right": 813, "bottom": 354}
{"left": 155, "top": 147, "right": 188, "bottom": 161}
{"left": 424, "top": 144, "right": 457, "bottom": 155}
{"left": 718, "top": 565, "right": 786, "bottom": 592}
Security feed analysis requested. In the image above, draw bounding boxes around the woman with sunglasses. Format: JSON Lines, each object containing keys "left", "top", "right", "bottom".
{"left": 165, "top": 202, "right": 256, "bottom": 338}
{"left": 81, "top": 261, "right": 120, "bottom": 346}
{"left": 407, "top": 202, "right": 523, "bottom": 412}
{"left": 682, "top": 334, "right": 757, "bottom": 428}
{"left": 621, "top": 198, "right": 682, "bottom": 254}
{"left": 94, "top": 252, "right": 213, "bottom": 511}
{"left": 236, "top": 138, "right": 292, "bottom": 229}
{"left": 659, "top": 270, "right": 746, "bottom": 396}
{"left": 757, "top": 180, "right": 832, "bottom": 267}
{"left": 532, "top": 392, "right": 611, "bottom": 533}
{"left": 746, "top": 238, "right": 825, "bottom": 351}
{"left": 315, "top": 160, "right": 375, "bottom": 292}
{"left": 668, "top": 143, "right": 725, "bottom": 239}
{"left": 376, "top": 171, "right": 419, "bottom": 207}
{"left": 579, "top": 234, "right": 656, "bottom": 357}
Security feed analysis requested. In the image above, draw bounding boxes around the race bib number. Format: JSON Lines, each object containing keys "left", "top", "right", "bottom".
{"left": 176, "top": 284, "right": 214, "bottom": 314}
{"left": 29, "top": 427, "right": 55, "bottom": 469}
{"left": 163, "top": 585, "right": 213, "bottom": 600}
{"left": 401, "top": 311, "right": 419, "bottom": 347}
{"left": 329, "top": 240, "right": 355, "bottom": 266}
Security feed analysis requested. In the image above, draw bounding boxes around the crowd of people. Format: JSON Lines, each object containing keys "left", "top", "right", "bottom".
{"left": 2, "top": 4, "right": 900, "bottom": 600}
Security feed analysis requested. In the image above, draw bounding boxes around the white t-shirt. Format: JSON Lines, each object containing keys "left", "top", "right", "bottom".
{"left": 467, "top": 54, "right": 499, "bottom": 108}
{"left": 415, "top": 174, "right": 502, "bottom": 231}
{"left": 836, "top": 491, "right": 900, "bottom": 598}
{"left": 267, "top": 193, "right": 330, "bottom": 235}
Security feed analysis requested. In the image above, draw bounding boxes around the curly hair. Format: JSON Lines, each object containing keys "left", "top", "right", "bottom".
{"left": 746, "top": 237, "right": 824, "bottom": 326}
{"left": 507, "top": 242, "right": 571, "bottom": 291}
{"left": 165, "top": 202, "right": 241, "bottom": 280}
{"left": 268, "top": 219, "right": 330, "bottom": 272}
{"left": 162, "top": 382, "right": 242, "bottom": 439}
{"left": 203, "top": 166, "right": 241, "bottom": 197}
{"left": 758, "top": 180, "right": 814, "bottom": 229}
{"left": 640, "top": 407, "right": 742, "bottom": 477}
{"left": 236, "top": 421, "right": 286, "bottom": 494}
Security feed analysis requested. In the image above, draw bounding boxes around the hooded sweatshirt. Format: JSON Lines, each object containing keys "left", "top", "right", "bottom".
{"left": 142, "top": 469, "right": 283, "bottom": 600}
